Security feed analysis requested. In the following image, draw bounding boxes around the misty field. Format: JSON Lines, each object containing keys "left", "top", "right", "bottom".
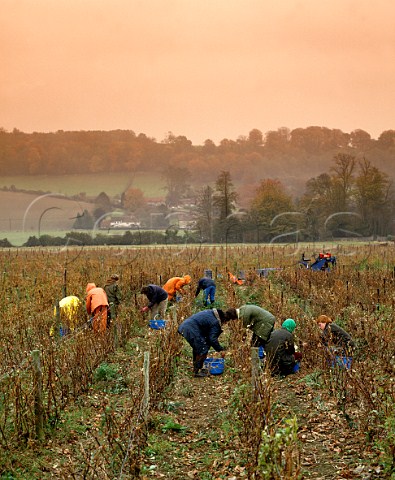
{"left": 0, "top": 172, "right": 166, "bottom": 198}
{"left": 0, "top": 243, "right": 394, "bottom": 478}
{"left": 0, "top": 191, "right": 95, "bottom": 238}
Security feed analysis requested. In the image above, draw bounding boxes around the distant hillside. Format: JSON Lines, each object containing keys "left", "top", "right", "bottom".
{"left": 1, "top": 128, "right": 394, "bottom": 191}
{"left": 0, "top": 191, "right": 96, "bottom": 233}
{"left": 0, "top": 172, "right": 166, "bottom": 199}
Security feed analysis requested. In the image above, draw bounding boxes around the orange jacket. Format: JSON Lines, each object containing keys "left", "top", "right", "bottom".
{"left": 86, "top": 283, "right": 109, "bottom": 314}
{"left": 228, "top": 272, "right": 244, "bottom": 285}
{"left": 162, "top": 275, "right": 191, "bottom": 300}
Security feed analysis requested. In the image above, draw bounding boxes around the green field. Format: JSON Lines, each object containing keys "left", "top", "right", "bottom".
{"left": 0, "top": 172, "right": 166, "bottom": 198}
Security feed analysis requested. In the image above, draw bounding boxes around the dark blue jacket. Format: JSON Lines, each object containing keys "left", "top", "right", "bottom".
{"left": 178, "top": 309, "right": 224, "bottom": 353}
{"left": 144, "top": 284, "right": 168, "bottom": 308}
{"left": 195, "top": 277, "right": 216, "bottom": 297}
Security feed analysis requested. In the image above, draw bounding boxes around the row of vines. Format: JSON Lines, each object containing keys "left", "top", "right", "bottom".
{"left": 1, "top": 243, "right": 394, "bottom": 477}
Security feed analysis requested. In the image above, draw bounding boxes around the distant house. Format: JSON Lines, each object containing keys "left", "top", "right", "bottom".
{"left": 109, "top": 220, "right": 140, "bottom": 229}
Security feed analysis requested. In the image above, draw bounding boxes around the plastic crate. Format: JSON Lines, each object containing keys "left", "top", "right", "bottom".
{"left": 331, "top": 356, "right": 352, "bottom": 369}
{"left": 149, "top": 319, "right": 167, "bottom": 330}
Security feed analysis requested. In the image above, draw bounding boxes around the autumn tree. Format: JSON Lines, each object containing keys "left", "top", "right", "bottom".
{"left": 162, "top": 162, "right": 191, "bottom": 207}
{"left": 248, "top": 128, "right": 264, "bottom": 146}
{"left": 299, "top": 173, "right": 334, "bottom": 240}
{"left": 73, "top": 209, "right": 94, "bottom": 229}
{"left": 194, "top": 185, "right": 214, "bottom": 242}
{"left": 330, "top": 153, "right": 356, "bottom": 212}
{"left": 213, "top": 171, "right": 237, "bottom": 220}
{"left": 350, "top": 129, "right": 372, "bottom": 150}
{"left": 299, "top": 154, "right": 356, "bottom": 239}
{"left": 93, "top": 192, "right": 112, "bottom": 221}
{"left": 212, "top": 171, "right": 238, "bottom": 242}
{"left": 249, "top": 179, "right": 295, "bottom": 242}
{"left": 123, "top": 187, "right": 146, "bottom": 213}
{"left": 354, "top": 159, "right": 393, "bottom": 237}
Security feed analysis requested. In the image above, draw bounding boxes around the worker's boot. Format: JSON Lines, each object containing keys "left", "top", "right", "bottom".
{"left": 193, "top": 354, "right": 208, "bottom": 377}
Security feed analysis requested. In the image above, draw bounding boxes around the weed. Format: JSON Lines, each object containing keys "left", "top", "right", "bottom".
{"left": 376, "top": 414, "right": 395, "bottom": 476}
{"left": 93, "top": 362, "right": 119, "bottom": 382}
{"left": 258, "top": 417, "right": 301, "bottom": 479}
{"left": 161, "top": 419, "right": 188, "bottom": 434}
{"left": 299, "top": 370, "right": 323, "bottom": 388}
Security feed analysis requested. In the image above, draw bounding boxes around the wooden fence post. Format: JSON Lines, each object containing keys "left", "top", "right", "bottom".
{"left": 251, "top": 347, "right": 260, "bottom": 401}
{"left": 31, "top": 350, "right": 44, "bottom": 441}
{"left": 143, "top": 351, "right": 150, "bottom": 422}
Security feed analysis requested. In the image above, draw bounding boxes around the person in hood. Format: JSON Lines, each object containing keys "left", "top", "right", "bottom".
{"left": 163, "top": 275, "right": 191, "bottom": 301}
{"left": 264, "top": 319, "right": 300, "bottom": 376}
{"left": 178, "top": 308, "right": 238, "bottom": 377}
{"left": 316, "top": 315, "right": 354, "bottom": 355}
{"left": 195, "top": 276, "right": 216, "bottom": 306}
{"left": 140, "top": 284, "right": 168, "bottom": 318}
{"left": 51, "top": 295, "right": 82, "bottom": 336}
{"left": 86, "top": 283, "right": 109, "bottom": 333}
{"left": 104, "top": 274, "right": 121, "bottom": 326}
{"left": 237, "top": 305, "right": 275, "bottom": 348}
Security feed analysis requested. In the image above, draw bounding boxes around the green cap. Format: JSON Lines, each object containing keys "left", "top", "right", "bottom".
{"left": 282, "top": 318, "right": 296, "bottom": 333}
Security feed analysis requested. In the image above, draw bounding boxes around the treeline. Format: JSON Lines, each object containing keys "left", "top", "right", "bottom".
{"left": 1, "top": 127, "right": 395, "bottom": 185}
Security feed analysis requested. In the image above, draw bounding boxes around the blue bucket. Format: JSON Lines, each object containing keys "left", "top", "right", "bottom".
{"left": 258, "top": 346, "right": 265, "bottom": 359}
{"left": 203, "top": 357, "right": 225, "bottom": 375}
{"left": 293, "top": 361, "right": 300, "bottom": 373}
{"left": 149, "top": 319, "right": 167, "bottom": 330}
{"left": 331, "top": 356, "right": 352, "bottom": 369}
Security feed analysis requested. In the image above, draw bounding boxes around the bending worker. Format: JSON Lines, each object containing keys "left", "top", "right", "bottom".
{"left": 265, "top": 319, "right": 301, "bottom": 376}
{"left": 52, "top": 295, "right": 82, "bottom": 336}
{"left": 178, "top": 308, "right": 238, "bottom": 377}
{"left": 237, "top": 304, "right": 275, "bottom": 348}
{"left": 195, "top": 276, "right": 216, "bottom": 306}
{"left": 140, "top": 284, "right": 168, "bottom": 318}
{"left": 86, "top": 283, "right": 109, "bottom": 333}
{"left": 163, "top": 275, "right": 191, "bottom": 301}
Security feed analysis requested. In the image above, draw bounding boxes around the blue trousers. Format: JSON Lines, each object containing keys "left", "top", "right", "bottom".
{"left": 204, "top": 285, "right": 216, "bottom": 305}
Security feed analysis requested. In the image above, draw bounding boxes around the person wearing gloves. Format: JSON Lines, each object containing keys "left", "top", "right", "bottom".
{"left": 264, "top": 319, "right": 301, "bottom": 376}
{"left": 316, "top": 314, "right": 355, "bottom": 355}
{"left": 195, "top": 276, "right": 216, "bottom": 306}
{"left": 140, "top": 284, "right": 168, "bottom": 318}
{"left": 178, "top": 308, "right": 238, "bottom": 377}
{"left": 163, "top": 275, "right": 191, "bottom": 301}
{"left": 85, "top": 283, "right": 109, "bottom": 333}
{"left": 237, "top": 304, "right": 275, "bottom": 348}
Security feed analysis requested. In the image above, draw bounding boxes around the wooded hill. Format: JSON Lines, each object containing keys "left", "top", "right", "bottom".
{"left": 1, "top": 127, "right": 395, "bottom": 198}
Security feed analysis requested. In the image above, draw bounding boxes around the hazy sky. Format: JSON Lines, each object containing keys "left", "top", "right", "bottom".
{"left": 1, "top": 0, "right": 394, "bottom": 145}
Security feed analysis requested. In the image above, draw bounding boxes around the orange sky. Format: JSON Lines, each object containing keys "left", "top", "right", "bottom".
{"left": 1, "top": 0, "right": 394, "bottom": 145}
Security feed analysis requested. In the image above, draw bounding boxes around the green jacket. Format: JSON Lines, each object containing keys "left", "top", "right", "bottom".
{"left": 104, "top": 282, "right": 120, "bottom": 306}
{"left": 239, "top": 305, "right": 275, "bottom": 342}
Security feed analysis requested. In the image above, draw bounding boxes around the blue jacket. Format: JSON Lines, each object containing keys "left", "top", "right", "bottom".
{"left": 195, "top": 277, "right": 216, "bottom": 297}
{"left": 178, "top": 309, "right": 224, "bottom": 352}
{"left": 144, "top": 284, "right": 168, "bottom": 308}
